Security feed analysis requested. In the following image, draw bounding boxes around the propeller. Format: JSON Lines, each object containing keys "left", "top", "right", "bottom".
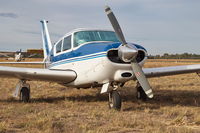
{"left": 105, "top": 6, "right": 153, "bottom": 98}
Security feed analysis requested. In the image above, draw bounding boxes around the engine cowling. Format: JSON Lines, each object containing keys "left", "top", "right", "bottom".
{"left": 107, "top": 49, "right": 147, "bottom": 64}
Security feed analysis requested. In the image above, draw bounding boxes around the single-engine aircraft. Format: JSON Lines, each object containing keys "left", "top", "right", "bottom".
{"left": 0, "top": 49, "right": 36, "bottom": 62}
{"left": 0, "top": 6, "right": 200, "bottom": 110}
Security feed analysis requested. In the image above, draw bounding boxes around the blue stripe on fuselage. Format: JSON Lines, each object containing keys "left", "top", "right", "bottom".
{"left": 50, "top": 53, "right": 106, "bottom": 67}
{"left": 50, "top": 42, "right": 147, "bottom": 64}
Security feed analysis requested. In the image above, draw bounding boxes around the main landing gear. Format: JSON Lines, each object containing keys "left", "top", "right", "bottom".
{"left": 20, "top": 87, "right": 30, "bottom": 102}
{"left": 14, "top": 80, "right": 30, "bottom": 102}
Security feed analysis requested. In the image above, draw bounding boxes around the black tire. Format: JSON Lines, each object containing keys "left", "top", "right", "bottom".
{"left": 108, "top": 91, "right": 121, "bottom": 110}
{"left": 20, "top": 87, "right": 30, "bottom": 102}
{"left": 136, "top": 86, "right": 147, "bottom": 101}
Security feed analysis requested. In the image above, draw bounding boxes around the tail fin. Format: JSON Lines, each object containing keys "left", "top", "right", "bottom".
{"left": 40, "top": 20, "right": 52, "bottom": 59}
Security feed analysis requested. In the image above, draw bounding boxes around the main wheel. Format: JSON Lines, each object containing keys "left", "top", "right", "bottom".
{"left": 136, "top": 86, "right": 147, "bottom": 101}
{"left": 20, "top": 87, "right": 30, "bottom": 102}
{"left": 108, "top": 90, "right": 121, "bottom": 110}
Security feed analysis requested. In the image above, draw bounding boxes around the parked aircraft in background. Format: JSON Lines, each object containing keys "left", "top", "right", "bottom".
{"left": 0, "top": 49, "right": 38, "bottom": 62}
{"left": 0, "top": 6, "right": 200, "bottom": 110}
{"left": 14, "top": 49, "right": 23, "bottom": 62}
{"left": 0, "top": 49, "right": 23, "bottom": 61}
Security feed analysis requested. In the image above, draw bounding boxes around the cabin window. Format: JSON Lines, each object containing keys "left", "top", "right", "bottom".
{"left": 74, "top": 31, "right": 119, "bottom": 47}
{"left": 63, "top": 35, "right": 71, "bottom": 51}
{"left": 56, "top": 40, "right": 62, "bottom": 53}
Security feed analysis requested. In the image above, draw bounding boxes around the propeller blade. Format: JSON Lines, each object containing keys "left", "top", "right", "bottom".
{"left": 131, "top": 62, "right": 153, "bottom": 98}
{"left": 105, "top": 6, "right": 127, "bottom": 45}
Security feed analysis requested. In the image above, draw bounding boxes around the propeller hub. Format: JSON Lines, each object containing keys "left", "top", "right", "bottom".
{"left": 118, "top": 43, "right": 138, "bottom": 62}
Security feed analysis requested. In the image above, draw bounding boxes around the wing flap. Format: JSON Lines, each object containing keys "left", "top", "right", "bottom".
{"left": 143, "top": 64, "right": 200, "bottom": 78}
{"left": 0, "top": 66, "right": 76, "bottom": 83}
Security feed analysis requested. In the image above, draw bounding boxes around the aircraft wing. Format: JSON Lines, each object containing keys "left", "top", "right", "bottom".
{"left": 143, "top": 64, "right": 200, "bottom": 78}
{"left": 0, "top": 53, "right": 10, "bottom": 58}
{"left": 0, "top": 66, "right": 77, "bottom": 83}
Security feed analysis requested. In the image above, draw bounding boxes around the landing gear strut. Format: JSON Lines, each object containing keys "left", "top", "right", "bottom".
{"left": 108, "top": 90, "right": 121, "bottom": 110}
{"left": 136, "top": 83, "right": 147, "bottom": 101}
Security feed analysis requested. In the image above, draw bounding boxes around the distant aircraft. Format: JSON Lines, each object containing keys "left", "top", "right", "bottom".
{"left": 0, "top": 49, "right": 23, "bottom": 61}
{"left": 0, "top": 49, "right": 23, "bottom": 62}
{"left": 0, "top": 49, "right": 38, "bottom": 62}
{"left": 0, "top": 6, "right": 200, "bottom": 110}
{"left": 14, "top": 49, "right": 23, "bottom": 62}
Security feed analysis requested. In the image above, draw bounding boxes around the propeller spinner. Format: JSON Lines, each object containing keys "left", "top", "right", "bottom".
{"left": 105, "top": 6, "right": 153, "bottom": 98}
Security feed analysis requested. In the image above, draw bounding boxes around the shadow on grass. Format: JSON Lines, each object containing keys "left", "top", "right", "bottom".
{"left": 0, "top": 89, "right": 199, "bottom": 110}
{"left": 123, "top": 89, "right": 200, "bottom": 111}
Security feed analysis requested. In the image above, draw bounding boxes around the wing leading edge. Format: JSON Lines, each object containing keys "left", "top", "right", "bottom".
{"left": 143, "top": 64, "right": 200, "bottom": 78}
{"left": 0, "top": 66, "right": 77, "bottom": 83}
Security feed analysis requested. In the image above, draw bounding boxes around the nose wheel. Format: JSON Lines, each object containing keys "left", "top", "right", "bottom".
{"left": 108, "top": 90, "right": 121, "bottom": 110}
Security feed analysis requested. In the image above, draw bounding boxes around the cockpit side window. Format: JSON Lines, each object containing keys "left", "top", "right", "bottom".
{"left": 56, "top": 40, "right": 62, "bottom": 53}
{"left": 63, "top": 35, "right": 71, "bottom": 51}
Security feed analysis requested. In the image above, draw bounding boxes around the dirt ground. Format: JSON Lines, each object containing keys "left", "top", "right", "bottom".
{"left": 0, "top": 59, "right": 199, "bottom": 133}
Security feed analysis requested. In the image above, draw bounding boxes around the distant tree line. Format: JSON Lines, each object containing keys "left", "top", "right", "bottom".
{"left": 148, "top": 53, "right": 200, "bottom": 59}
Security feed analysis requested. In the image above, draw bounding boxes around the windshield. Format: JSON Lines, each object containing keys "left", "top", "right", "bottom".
{"left": 74, "top": 31, "right": 119, "bottom": 47}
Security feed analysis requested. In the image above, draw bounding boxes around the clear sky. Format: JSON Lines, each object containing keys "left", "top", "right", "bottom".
{"left": 0, "top": 0, "right": 200, "bottom": 55}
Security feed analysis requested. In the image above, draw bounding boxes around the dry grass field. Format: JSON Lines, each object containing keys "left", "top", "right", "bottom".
{"left": 0, "top": 58, "right": 200, "bottom": 133}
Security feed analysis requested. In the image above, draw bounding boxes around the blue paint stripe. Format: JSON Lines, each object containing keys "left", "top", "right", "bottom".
{"left": 51, "top": 42, "right": 147, "bottom": 63}
{"left": 50, "top": 53, "right": 106, "bottom": 67}
{"left": 53, "top": 52, "right": 106, "bottom": 64}
{"left": 51, "top": 42, "right": 121, "bottom": 63}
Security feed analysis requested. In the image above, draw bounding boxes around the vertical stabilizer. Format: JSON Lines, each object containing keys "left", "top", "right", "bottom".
{"left": 40, "top": 20, "right": 52, "bottom": 59}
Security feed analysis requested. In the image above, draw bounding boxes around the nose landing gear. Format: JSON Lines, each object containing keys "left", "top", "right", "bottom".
{"left": 108, "top": 90, "right": 121, "bottom": 110}
{"left": 107, "top": 84, "right": 122, "bottom": 110}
